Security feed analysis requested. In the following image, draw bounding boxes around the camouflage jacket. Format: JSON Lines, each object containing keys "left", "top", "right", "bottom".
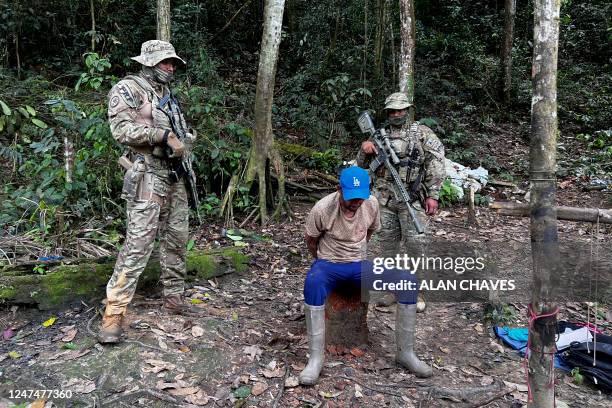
{"left": 357, "top": 121, "right": 446, "bottom": 202}
{"left": 107, "top": 73, "right": 194, "bottom": 200}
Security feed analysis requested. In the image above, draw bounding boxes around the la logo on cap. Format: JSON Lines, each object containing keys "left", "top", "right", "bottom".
{"left": 353, "top": 177, "right": 360, "bottom": 187}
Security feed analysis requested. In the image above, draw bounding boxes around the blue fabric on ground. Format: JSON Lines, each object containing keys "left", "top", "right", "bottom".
{"left": 494, "top": 326, "right": 571, "bottom": 372}
{"left": 304, "top": 259, "right": 417, "bottom": 306}
{"left": 505, "top": 327, "right": 529, "bottom": 342}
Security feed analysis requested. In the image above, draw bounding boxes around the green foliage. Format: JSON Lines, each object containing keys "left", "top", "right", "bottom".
{"left": 474, "top": 194, "right": 491, "bottom": 207}
{"left": 307, "top": 148, "right": 342, "bottom": 174}
{"left": 0, "top": 88, "right": 121, "bottom": 239}
{"left": 33, "top": 264, "right": 47, "bottom": 275}
{"left": 0, "top": 99, "right": 46, "bottom": 135}
{"left": 570, "top": 367, "right": 584, "bottom": 385}
{"left": 439, "top": 179, "right": 460, "bottom": 208}
{"left": 575, "top": 130, "right": 612, "bottom": 176}
{"left": 200, "top": 194, "right": 222, "bottom": 217}
{"left": 75, "top": 52, "right": 114, "bottom": 91}
{"left": 484, "top": 303, "right": 518, "bottom": 325}
{"left": 0, "top": 0, "right": 608, "bottom": 255}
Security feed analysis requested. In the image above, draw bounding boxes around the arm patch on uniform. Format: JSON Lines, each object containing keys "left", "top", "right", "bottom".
{"left": 110, "top": 95, "right": 120, "bottom": 108}
{"left": 116, "top": 83, "right": 138, "bottom": 108}
{"left": 424, "top": 138, "right": 442, "bottom": 152}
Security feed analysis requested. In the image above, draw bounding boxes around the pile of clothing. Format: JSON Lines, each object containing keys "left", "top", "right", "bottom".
{"left": 495, "top": 321, "right": 612, "bottom": 391}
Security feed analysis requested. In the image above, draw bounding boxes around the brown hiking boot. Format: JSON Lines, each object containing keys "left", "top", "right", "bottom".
{"left": 98, "top": 314, "right": 124, "bottom": 344}
{"left": 163, "top": 294, "right": 205, "bottom": 317}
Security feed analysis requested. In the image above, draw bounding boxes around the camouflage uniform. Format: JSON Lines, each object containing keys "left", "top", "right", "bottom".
{"left": 357, "top": 93, "right": 446, "bottom": 255}
{"left": 104, "top": 41, "right": 195, "bottom": 317}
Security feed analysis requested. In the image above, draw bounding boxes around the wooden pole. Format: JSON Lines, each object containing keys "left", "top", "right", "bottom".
{"left": 491, "top": 202, "right": 612, "bottom": 224}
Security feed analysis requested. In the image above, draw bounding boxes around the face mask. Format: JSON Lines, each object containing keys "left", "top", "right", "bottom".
{"left": 153, "top": 66, "right": 174, "bottom": 84}
{"left": 389, "top": 114, "right": 407, "bottom": 127}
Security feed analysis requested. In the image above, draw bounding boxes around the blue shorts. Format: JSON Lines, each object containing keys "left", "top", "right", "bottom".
{"left": 303, "top": 259, "right": 418, "bottom": 306}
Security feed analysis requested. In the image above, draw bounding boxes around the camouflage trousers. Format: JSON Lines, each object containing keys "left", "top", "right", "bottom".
{"left": 105, "top": 180, "right": 189, "bottom": 316}
{"left": 379, "top": 198, "right": 429, "bottom": 258}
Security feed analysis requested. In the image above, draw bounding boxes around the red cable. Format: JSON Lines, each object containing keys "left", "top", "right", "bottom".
{"left": 523, "top": 303, "right": 559, "bottom": 403}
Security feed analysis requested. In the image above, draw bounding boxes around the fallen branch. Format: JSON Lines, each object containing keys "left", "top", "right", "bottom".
{"left": 490, "top": 201, "right": 612, "bottom": 224}
{"left": 101, "top": 388, "right": 178, "bottom": 407}
{"left": 429, "top": 382, "right": 502, "bottom": 400}
{"left": 337, "top": 375, "right": 404, "bottom": 397}
{"left": 465, "top": 386, "right": 516, "bottom": 408}
{"left": 271, "top": 358, "right": 289, "bottom": 408}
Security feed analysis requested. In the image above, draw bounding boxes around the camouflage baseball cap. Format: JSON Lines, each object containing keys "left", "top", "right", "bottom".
{"left": 383, "top": 92, "right": 413, "bottom": 110}
{"left": 131, "top": 40, "right": 186, "bottom": 67}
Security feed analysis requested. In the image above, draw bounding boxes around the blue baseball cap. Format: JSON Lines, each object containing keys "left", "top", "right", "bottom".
{"left": 339, "top": 166, "right": 370, "bottom": 201}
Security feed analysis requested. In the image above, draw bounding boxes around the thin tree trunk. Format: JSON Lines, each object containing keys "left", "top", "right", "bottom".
{"left": 157, "top": 0, "right": 172, "bottom": 41}
{"left": 399, "top": 0, "right": 416, "bottom": 121}
{"left": 501, "top": 0, "right": 516, "bottom": 104}
{"left": 330, "top": 9, "right": 340, "bottom": 52}
{"left": 90, "top": 0, "right": 96, "bottom": 51}
{"left": 528, "top": 1, "right": 561, "bottom": 407}
{"left": 387, "top": 0, "right": 396, "bottom": 87}
{"left": 361, "top": 0, "right": 368, "bottom": 86}
{"left": 252, "top": 0, "right": 286, "bottom": 225}
{"left": 63, "top": 133, "right": 74, "bottom": 184}
{"left": 373, "top": 0, "right": 385, "bottom": 81}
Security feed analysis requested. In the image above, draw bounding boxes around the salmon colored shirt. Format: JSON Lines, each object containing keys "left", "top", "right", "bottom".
{"left": 305, "top": 192, "right": 380, "bottom": 263}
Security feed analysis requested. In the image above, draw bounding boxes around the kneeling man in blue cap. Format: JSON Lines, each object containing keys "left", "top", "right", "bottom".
{"left": 299, "top": 166, "right": 431, "bottom": 385}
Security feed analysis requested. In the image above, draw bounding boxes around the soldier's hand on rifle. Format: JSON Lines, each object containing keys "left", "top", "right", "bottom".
{"left": 361, "top": 140, "right": 377, "bottom": 155}
{"left": 425, "top": 197, "right": 439, "bottom": 216}
{"left": 164, "top": 131, "right": 185, "bottom": 158}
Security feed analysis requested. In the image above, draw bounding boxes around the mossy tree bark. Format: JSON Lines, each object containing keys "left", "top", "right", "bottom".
{"left": 501, "top": 0, "right": 517, "bottom": 104}
{"left": 248, "top": 0, "right": 287, "bottom": 225}
{"left": 528, "top": 1, "right": 561, "bottom": 407}
{"left": 0, "top": 249, "right": 248, "bottom": 310}
{"left": 157, "top": 0, "right": 171, "bottom": 41}
{"left": 399, "top": 0, "right": 416, "bottom": 122}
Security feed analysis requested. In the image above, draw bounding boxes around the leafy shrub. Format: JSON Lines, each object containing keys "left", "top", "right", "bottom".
{"left": 438, "top": 178, "right": 461, "bottom": 207}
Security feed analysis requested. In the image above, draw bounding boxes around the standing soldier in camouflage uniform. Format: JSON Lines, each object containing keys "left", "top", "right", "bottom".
{"left": 98, "top": 40, "right": 200, "bottom": 344}
{"left": 357, "top": 92, "right": 446, "bottom": 310}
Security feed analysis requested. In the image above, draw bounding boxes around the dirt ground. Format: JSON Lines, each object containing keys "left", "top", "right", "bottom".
{"left": 1, "top": 180, "right": 610, "bottom": 407}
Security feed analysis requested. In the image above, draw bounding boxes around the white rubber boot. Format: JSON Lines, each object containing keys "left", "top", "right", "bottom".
{"left": 299, "top": 304, "right": 326, "bottom": 385}
{"left": 395, "top": 303, "right": 433, "bottom": 377}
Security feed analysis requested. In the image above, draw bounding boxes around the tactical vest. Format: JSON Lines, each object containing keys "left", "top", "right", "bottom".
{"left": 379, "top": 121, "right": 425, "bottom": 190}
{"left": 122, "top": 75, "right": 175, "bottom": 160}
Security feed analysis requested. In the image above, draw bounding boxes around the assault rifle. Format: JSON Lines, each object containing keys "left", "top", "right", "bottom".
{"left": 159, "top": 93, "right": 201, "bottom": 223}
{"left": 357, "top": 111, "right": 424, "bottom": 234}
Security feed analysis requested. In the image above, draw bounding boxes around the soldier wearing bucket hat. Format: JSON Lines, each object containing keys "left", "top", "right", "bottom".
{"left": 357, "top": 92, "right": 446, "bottom": 314}
{"left": 98, "top": 40, "right": 202, "bottom": 344}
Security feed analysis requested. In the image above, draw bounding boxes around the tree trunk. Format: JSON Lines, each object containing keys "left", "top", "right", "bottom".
{"left": 325, "top": 288, "right": 369, "bottom": 348}
{"left": 90, "top": 0, "right": 96, "bottom": 51}
{"left": 373, "top": 0, "right": 386, "bottom": 81}
{"left": 399, "top": 0, "right": 416, "bottom": 121}
{"left": 63, "top": 133, "right": 74, "bottom": 184}
{"left": 500, "top": 0, "right": 516, "bottom": 104}
{"left": 251, "top": 0, "right": 286, "bottom": 225}
{"left": 387, "top": 0, "right": 397, "bottom": 87}
{"left": 528, "top": 1, "right": 561, "bottom": 407}
{"left": 157, "top": 0, "right": 172, "bottom": 41}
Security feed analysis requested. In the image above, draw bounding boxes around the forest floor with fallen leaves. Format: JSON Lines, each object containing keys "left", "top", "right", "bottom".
{"left": 1, "top": 126, "right": 611, "bottom": 408}
{"left": 1, "top": 184, "right": 610, "bottom": 408}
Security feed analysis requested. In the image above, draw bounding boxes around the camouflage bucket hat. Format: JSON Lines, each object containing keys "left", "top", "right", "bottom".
{"left": 384, "top": 92, "right": 413, "bottom": 110}
{"left": 131, "top": 40, "right": 186, "bottom": 67}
